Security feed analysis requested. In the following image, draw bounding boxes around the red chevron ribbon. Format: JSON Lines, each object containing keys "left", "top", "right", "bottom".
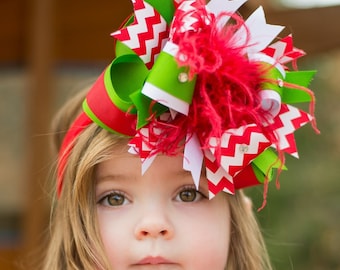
{"left": 212, "top": 124, "right": 272, "bottom": 176}
{"left": 128, "top": 127, "right": 160, "bottom": 159}
{"left": 271, "top": 104, "right": 312, "bottom": 157}
{"left": 111, "top": 0, "right": 169, "bottom": 69}
{"left": 261, "top": 35, "right": 305, "bottom": 65}
{"left": 205, "top": 152, "right": 235, "bottom": 197}
{"left": 203, "top": 103, "right": 313, "bottom": 196}
{"left": 205, "top": 124, "right": 271, "bottom": 196}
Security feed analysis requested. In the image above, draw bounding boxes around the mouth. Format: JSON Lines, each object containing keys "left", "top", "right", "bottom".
{"left": 135, "top": 256, "right": 176, "bottom": 265}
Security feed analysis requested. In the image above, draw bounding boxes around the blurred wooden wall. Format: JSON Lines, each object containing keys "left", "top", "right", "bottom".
{"left": 1, "top": 1, "right": 132, "bottom": 269}
{"left": 1, "top": 0, "right": 132, "bottom": 65}
{"left": 2, "top": 0, "right": 340, "bottom": 64}
{"left": 0, "top": 0, "right": 340, "bottom": 269}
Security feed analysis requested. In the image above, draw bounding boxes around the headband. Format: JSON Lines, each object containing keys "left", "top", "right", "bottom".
{"left": 57, "top": 0, "right": 318, "bottom": 208}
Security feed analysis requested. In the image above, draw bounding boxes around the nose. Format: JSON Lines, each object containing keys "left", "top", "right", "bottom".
{"left": 134, "top": 209, "right": 174, "bottom": 240}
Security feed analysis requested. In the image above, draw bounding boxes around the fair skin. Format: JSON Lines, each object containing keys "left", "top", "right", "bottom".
{"left": 95, "top": 149, "right": 231, "bottom": 270}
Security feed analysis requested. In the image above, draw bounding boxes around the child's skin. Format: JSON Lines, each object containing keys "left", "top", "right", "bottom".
{"left": 95, "top": 146, "right": 231, "bottom": 269}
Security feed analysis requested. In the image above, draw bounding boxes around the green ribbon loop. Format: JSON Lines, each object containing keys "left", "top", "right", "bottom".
{"left": 115, "top": 40, "right": 137, "bottom": 59}
{"left": 129, "top": 89, "right": 168, "bottom": 129}
{"left": 252, "top": 148, "right": 287, "bottom": 183}
{"left": 144, "top": 48, "right": 197, "bottom": 110}
{"left": 108, "top": 53, "right": 169, "bottom": 128}
{"left": 106, "top": 54, "right": 149, "bottom": 114}
{"left": 282, "top": 70, "right": 316, "bottom": 103}
{"left": 261, "top": 62, "right": 284, "bottom": 98}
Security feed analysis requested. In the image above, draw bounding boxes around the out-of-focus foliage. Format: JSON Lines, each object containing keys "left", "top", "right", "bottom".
{"left": 247, "top": 50, "right": 340, "bottom": 270}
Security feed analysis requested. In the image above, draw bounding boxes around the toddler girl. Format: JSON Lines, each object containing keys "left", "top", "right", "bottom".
{"left": 42, "top": 0, "right": 318, "bottom": 269}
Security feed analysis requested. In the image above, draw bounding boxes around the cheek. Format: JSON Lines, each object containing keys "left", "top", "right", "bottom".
{"left": 178, "top": 198, "right": 231, "bottom": 268}
{"left": 96, "top": 210, "right": 132, "bottom": 266}
{"left": 210, "top": 198, "right": 231, "bottom": 265}
{"left": 97, "top": 212, "right": 117, "bottom": 257}
{"left": 201, "top": 207, "right": 230, "bottom": 266}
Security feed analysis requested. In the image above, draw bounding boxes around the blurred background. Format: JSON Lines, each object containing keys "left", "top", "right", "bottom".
{"left": 0, "top": 0, "right": 339, "bottom": 269}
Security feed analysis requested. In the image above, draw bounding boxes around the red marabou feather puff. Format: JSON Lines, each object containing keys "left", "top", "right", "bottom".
{"left": 144, "top": 8, "right": 274, "bottom": 156}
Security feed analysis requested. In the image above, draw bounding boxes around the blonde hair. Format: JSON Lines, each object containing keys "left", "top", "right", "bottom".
{"left": 42, "top": 89, "right": 272, "bottom": 270}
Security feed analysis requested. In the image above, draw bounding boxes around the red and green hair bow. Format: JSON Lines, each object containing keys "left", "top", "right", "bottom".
{"left": 57, "top": 0, "right": 319, "bottom": 207}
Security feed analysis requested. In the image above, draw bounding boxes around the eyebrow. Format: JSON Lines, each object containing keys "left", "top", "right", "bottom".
{"left": 177, "top": 168, "right": 207, "bottom": 180}
{"left": 175, "top": 169, "right": 209, "bottom": 192}
{"left": 95, "top": 173, "right": 134, "bottom": 184}
{"left": 96, "top": 168, "right": 208, "bottom": 190}
{"left": 175, "top": 169, "right": 193, "bottom": 177}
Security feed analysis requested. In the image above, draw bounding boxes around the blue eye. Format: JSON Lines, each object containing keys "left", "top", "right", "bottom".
{"left": 99, "top": 192, "right": 128, "bottom": 207}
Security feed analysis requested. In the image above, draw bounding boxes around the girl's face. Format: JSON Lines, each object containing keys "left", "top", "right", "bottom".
{"left": 95, "top": 150, "right": 231, "bottom": 270}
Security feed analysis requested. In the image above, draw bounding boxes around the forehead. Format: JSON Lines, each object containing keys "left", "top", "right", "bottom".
{"left": 94, "top": 150, "right": 209, "bottom": 191}
{"left": 96, "top": 152, "right": 187, "bottom": 177}
{"left": 97, "top": 149, "right": 186, "bottom": 174}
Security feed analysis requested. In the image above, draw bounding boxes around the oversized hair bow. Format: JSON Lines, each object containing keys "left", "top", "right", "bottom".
{"left": 57, "top": 0, "right": 318, "bottom": 207}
